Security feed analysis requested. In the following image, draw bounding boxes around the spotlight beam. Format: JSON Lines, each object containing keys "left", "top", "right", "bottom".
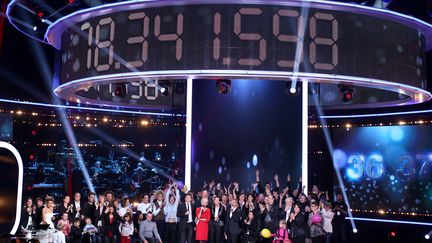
{"left": 346, "top": 217, "right": 432, "bottom": 226}
{"left": 311, "top": 92, "right": 357, "bottom": 232}
{"left": 27, "top": 34, "right": 96, "bottom": 193}
{"left": 291, "top": 4, "right": 309, "bottom": 92}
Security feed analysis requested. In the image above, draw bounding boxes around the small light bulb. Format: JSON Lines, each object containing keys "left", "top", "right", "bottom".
{"left": 353, "top": 228, "right": 358, "bottom": 234}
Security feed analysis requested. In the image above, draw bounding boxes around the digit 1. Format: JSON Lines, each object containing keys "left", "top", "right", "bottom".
{"left": 94, "top": 17, "right": 115, "bottom": 71}
{"left": 273, "top": 10, "right": 304, "bottom": 68}
{"left": 234, "top": 8, "right": 266, "bottom": 66}
{"left": 154, "top": 13, "right": 183, "bottom": 60}
{"left": 127, "top": 12, "right": 150, "bottom": 68}
{"left": 309, "top": 13, "right": 338, "bottom": 70}
{"left": 213, "top": 12, "right": 221, "bottom": 61}
{"left": 81, "top": 22, "right": 93, "bottom": 69}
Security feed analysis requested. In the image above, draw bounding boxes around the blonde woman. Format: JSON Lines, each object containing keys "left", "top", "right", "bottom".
{"left": 195, "top": 198, "right": 211, "bottom": 242}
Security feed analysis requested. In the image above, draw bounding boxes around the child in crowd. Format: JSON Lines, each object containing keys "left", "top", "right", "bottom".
{"left": 272, "top": 220, "right": 291, "bottom": 243}
{"left": 119, "top": 212, "right": 134, "bottom": 243}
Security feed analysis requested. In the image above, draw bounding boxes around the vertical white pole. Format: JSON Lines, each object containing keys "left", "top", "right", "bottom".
{"left": 185, "top": 78, "right": 193, "bottom": 190}
{"left": 302, "top": 81, "right": 308, "bottom": 194}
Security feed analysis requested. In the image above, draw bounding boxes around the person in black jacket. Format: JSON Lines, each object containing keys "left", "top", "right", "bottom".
{"left": 289, "top": 203, "right": 307, "bottom": 243}
{"left": 177, "top": 193, "right": 195, "bottom": 243}
{"left": 103, "top": 204, "right": 123, "bottom": 243}
{"left": 20, "top": 198, "right": 36, "bottom": 231}
{"left": 56, "top": 195, "right": 73, "bottom": 221}
{"left": 209, "top": 196, "right": 225, "bottom": 243}
{"left": 241, "top": 211, "right": 260, "bottom": 243}
{"left": 70, "top": 218, "right": 83, "bottom": 243}
{"left": 225, "top": 199, "right": 242, "bottom": 243}
{"left": 81, "top": 192, "right": 96, "bottom": 223}
{"left": 34, "top": 197, "right": 44, "bottom": 228}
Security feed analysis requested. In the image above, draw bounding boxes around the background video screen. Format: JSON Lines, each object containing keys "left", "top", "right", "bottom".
{"left": 191, "top": 79, "right": 302, "bottom": 191}
{"left": 0, "top": 113, "right": 13, "bottom": 141}
{"left": 333, "top": 125, "right": 432, "bottom": 215}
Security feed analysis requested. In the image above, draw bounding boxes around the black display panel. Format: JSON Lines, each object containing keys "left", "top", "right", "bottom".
{"left": 191, "top": 79, "right": 302, "bottom": 190}
{"left": 60, "top": 4, "right": 426, "bottom": 88}
{"left": 0, "top": 114, "right": 13, "bottom": 141}
{"left": 333, "top": 125, "right": 432, "bottom": 215}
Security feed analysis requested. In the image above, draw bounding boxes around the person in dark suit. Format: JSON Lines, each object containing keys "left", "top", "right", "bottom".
{"left": 56, "top": 195, "right": 73, "bottom": 221}
{"left": 34, "top": 197, "right": 44, "bottom": 228}
{"left": 81, "top": 192, "right": 96, "bottom": 223}
{"left": 289, "top": 203, "right": 307, "bottom": 243}
{"left": 177, "top": 193, "right": 195, "bottom": 243}
{"left": 71, "top": 192, "right": 82, "bottom": 219}
{"left": 225, "top": 199, "right": 242, "bottom": 243}
{"left": 209, "top": 196, "right": 226, "bottom": 243}
{"left": 279, "top": 197, "right": 294, "bottom": 228}
{"left": 20, "top": 198, "right": 36, "bottom": 231}
{"left": 241, "top": 211, "right": 260, "bottom": 243}
{"left": 94, "top": 194, "right": 106, "bottom": 233}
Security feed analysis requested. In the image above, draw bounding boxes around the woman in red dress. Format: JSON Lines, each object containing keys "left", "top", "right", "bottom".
{"left": 195, "top": 198, "right": 211, "bottom": 242}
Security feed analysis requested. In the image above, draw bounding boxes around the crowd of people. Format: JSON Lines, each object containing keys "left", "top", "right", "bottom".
{"left": 19, "top": 171, "right": 349, "bottom": 243}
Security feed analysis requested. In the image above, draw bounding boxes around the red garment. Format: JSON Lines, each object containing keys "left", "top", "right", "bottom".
{"left": 121, "top": 235, "right": 131, "bottom": 243}
{"left": 195, "top": 207, "right": 211, "bottom": 241}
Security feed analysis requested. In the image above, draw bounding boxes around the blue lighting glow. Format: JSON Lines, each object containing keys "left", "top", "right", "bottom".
{"left": 333, "top": 149, "right": 347, "bottom": 169}
{"left": 390, "top": 127, "right": 404, "bottom": 141}
{"left": 252, "top": 154, "right": 258, "bottom": 166}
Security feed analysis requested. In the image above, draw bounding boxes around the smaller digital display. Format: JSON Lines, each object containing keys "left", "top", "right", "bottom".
{"left": 333, "top": 125, "right": 432, "bottom": 215}
{"left": 0, "top": 114, "right": 13, "bottom": 141}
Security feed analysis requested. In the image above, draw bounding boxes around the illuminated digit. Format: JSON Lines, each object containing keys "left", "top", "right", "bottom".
{"left": 154, "top": 13, "right": 183, "bottom": 60}
{"left": 234, "top": 8, "right": 266, "bottom": 66}
{"left": 396, "top": 154, "right": 415, "bottom": 180}
{"left": 213, "top": 12, "right": 221, "bottom": 61}
{"left": 365, "top": 154, "right": 384, "bottom": 179}
{"left": 94, "top": 17, "right": 115, "bottom": 71}
{"left": 273, "top": 10, "right": 304, "bottom": 68}
{"left": 346, "top": 154, "right": 363, "bottom": 179}
{"left": 81, "top": 22, "right": 93, "bottom": 69}
{"left": 144, "top": 80, "right": 158, "bottom": 100}
{"left": 309, "top": 13, "right": 338, "bottom": 70}
{"left": 127, "top": 12, "right": 150, "bottom": 68}
{"left": 130, "top": 81, "right": 143, "bottom": 100}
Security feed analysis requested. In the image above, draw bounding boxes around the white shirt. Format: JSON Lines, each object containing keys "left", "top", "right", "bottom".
{"left": 285, "top": 207, "right": 292, "bottom": 222}
{"left": 321, "top": 209, "right": 335, "bottom": 233}
{"left": 137, "top": 202, "right": 152, "bottom": 214}
{"left": 230, "top": 207, "right": 237, "bottom": 218}
{"left": 119, "top": 222, "right": 134, "bottom": 236}
{"left": 52, "top": 231, "right": 66, "bottom": 243}
{"left": 118, "top": 207, "right": 128, "bottom": 217}
{"left": 214, "top": 206, "right": 220, "bottom": 220}
{"left": 74, "top": 201, "right": 81, "bottom": 218}
{"left": 186, "top": 203, "right": 193, "bottom": 223}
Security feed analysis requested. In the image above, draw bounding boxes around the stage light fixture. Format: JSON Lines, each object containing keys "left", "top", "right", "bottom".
{"left": 285, "top": 82, "right": 300, "bottom": 97}
{"left": 339, "top": 85, "right": 354, "bottom": 102}
{"left": 426, "top": 234, "right": 430, "bottom": 240}
{"left": 353, "top": 228, "right": 358, "bottom": 233}
{"left": 389, "top": 231, "right": 396, "bottom": 237}
{"left": 158, "top": 80, "right": 171, "bottom": 96}
{"left": 174, "top": 82, "right": 185, "bottom": 94}
{"left": 113, "top": 83, "right": 127, "bottom": 97}
{"left": 33, "top": 26, "right": 37, "bottom": 31}
{"left": 216, "top": 79, "right": 231, "bottom": 94}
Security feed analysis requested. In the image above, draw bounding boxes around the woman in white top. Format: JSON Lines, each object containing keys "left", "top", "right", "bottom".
{"left": 42, "top": 197, "right": 55, "bottom": 229}
{"left": 321, "top": 202, "right": 335, "bottom": 243}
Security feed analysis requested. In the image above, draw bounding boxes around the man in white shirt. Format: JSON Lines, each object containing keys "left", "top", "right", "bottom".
{"left": 138, "top": 194, "right": 152, "bottom": 214}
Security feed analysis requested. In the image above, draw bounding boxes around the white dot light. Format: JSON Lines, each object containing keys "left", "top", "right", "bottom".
{"left": 426, "top": 234, "right": 430, "bottom": 240}
{"left": 33, "top": 26, "right": 37, "bottom": 31}
{"left": 353, "top": 228, "right": 358, "bottom": 234}
{"left": 289, "top": 87, "right": 296, "bottom": 94}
